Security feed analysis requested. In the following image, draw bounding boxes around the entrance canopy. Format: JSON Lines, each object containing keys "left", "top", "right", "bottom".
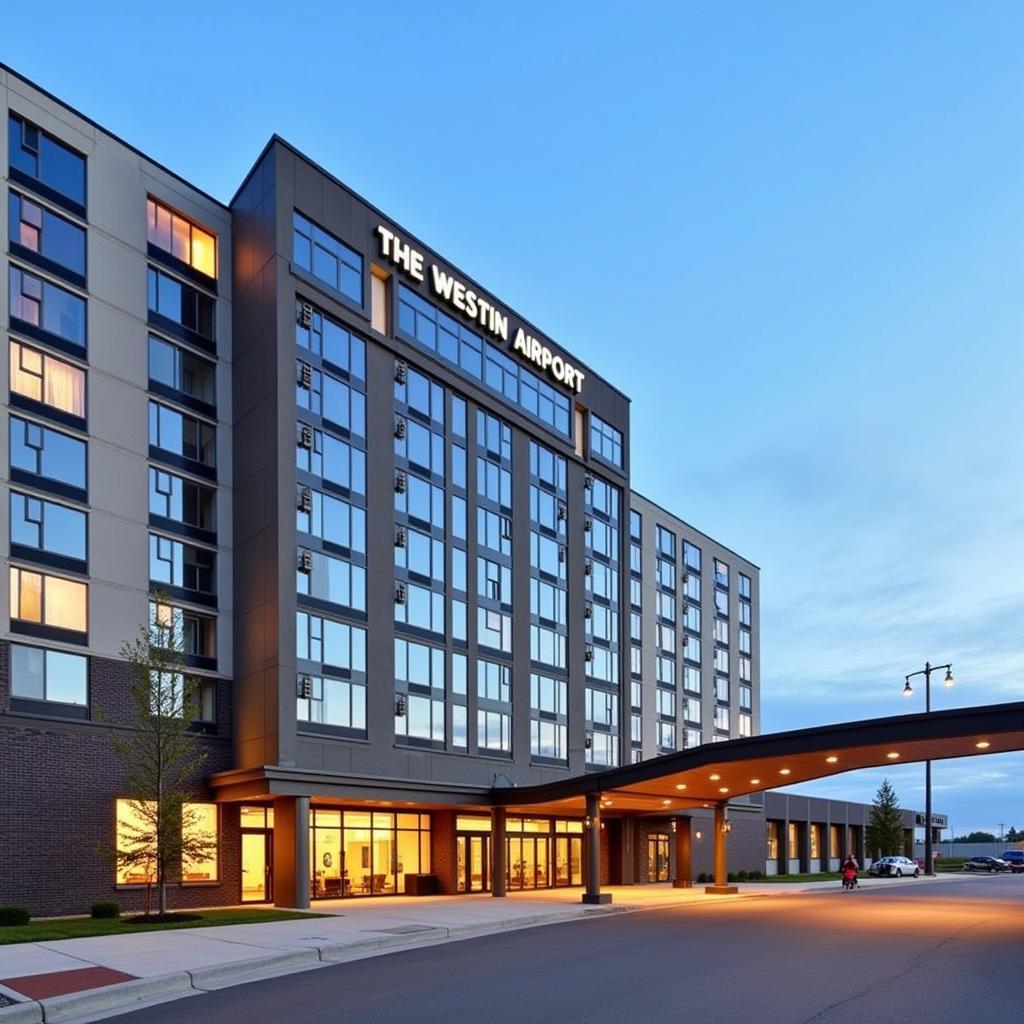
{"left": 495, "top": 700, "right": 1024, "bottom": 817}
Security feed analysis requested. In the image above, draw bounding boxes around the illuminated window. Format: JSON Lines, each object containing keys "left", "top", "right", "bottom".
{"left": 10, "top": 340, "right": 86, "bottom": 417}
{"left": 10, "top": 566, "right": 86, "bottom": 632}
{"left": 788, "top": 823, "right": 798, "bottom": 860}
{"left": 766, "top": 821, "right": 778, "bottom": 859}
{"left": 181, "top": 804, "right": 219, "bottom": 881}
{"left": 147, "top": 198, "right": 217, "bottom": 278}
{"left": 115, "top": 799, "right": 218, "bottom": 884}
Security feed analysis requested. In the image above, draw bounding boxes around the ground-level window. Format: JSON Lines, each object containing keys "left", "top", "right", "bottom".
{"left": 115, "top": 799, "right": 219, "bottom": 884}
{"left": 766, "top": 821, "right": 778, "bottom": 859}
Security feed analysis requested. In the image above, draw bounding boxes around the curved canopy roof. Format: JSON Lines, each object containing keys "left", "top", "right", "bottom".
{"left": 496, "top": 700, "right": 1024, "bottom": 816}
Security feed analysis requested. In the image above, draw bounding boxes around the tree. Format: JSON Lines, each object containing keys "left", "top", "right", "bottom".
{"left": 102, "top": 600, "right": 216, "bottom": 916}
{"left": 952, "top": 831, "right": 997, "bottom": 843}
{"left": 1006, "top": 827, "right": 1021, "bottom": 844}
{"left": 867, "top": 779, "right": 905, "bottom": 858}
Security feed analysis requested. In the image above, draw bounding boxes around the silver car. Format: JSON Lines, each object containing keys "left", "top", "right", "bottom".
{"left": 868, "top": 856, "right": 920, "bottom": 878}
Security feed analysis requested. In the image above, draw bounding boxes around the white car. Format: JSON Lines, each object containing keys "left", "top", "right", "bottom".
{"left": 868, "top": 856, "right": 920, "bottom": 878}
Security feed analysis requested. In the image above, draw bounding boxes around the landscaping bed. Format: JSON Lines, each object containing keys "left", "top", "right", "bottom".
{"left": 0, "top": 908, "right": 329, "bottom": 945}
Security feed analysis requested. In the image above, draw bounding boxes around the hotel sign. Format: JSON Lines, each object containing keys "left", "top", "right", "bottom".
{"left": 376, "top": 226, "right": 585, "bottom": 394}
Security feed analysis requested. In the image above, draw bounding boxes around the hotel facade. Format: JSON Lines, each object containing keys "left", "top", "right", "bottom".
{"left": 0, "top": 66, "right": 798, "bottom": 915}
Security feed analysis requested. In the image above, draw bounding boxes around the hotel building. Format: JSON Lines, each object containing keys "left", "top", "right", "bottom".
{"left": 0, "top": 65, "right": 771, "bottom": 915}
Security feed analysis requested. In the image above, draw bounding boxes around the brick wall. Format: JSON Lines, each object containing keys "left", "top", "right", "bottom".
{"left": 430, "top": 810, "right": 457, "bottom": 894}
{"left": 0, "top": 643, "right": 240, "bottom": 917}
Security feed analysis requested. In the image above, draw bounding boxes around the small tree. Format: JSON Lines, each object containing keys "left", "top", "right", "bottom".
{"left": 867, "top": 779, "right": 905, "bottom": 858}
{"left": 103, "top": 599, "right": 216, "bottom": 916}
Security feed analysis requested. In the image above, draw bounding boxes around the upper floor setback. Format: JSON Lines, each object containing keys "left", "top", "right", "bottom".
{"left": 231, "top": 138, "right": 631, "bottom": 474}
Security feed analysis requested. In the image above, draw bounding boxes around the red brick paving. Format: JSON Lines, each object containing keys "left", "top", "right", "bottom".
{"left": 1, "top": 966, "right": 136, "bottom": 999}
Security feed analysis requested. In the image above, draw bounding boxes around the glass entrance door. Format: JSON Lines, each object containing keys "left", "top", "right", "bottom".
{"left": 554, "top": 836, "right": 582, "bottom": 886}
{"left": 647, "top": 833, "right": 670, "bottom": 882}
{"left": 508, "top": 835, "right": 552, "bottom": 890}
{"left": 456, "top": 835, "right": 489, "bottom": 893}
{"left": 241, "top": 831, "right": 272, "bottom": 902}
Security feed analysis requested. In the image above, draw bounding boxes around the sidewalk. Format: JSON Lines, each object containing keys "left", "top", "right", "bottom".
{"left": 0, "top": 878, "right": 951, "bottom": 1023}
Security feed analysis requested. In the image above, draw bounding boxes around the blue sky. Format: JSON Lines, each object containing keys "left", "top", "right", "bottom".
{"left": 5, "top": 2, "right": 1022, "bottom": 836}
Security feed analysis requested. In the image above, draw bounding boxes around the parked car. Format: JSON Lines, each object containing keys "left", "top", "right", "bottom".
{"left": 1000, "top": 851, "right": 1024, "bottom": 873}
{"left": 964, "top": 856, "right": 1011, "bottom": 873}
{"left": 868, "top": 856, "right": 920, "bottom": 878}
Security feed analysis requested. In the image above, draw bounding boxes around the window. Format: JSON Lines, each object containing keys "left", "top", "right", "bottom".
{"left": 296, "top": 671, "right": 364, "bottom": 729}
{"left": 395, "top": 581, "right": 445, "bottom": 634}
{"left": 396, "top": 419, "right": 445, "bottom": 478}
{"left": 10, "top": 491, "right": 86, "bottom": 561}
{"left": 9, "top": 416, "right": 86, "bottom": 490}
{"left": 478, "top": 607, "right": 512, "bottom": 652}
{"left": 299, "top": 363, "right": 366, "bottom": 438}
{"left": 739, "top": 629, "right": 752, "bottom": 655}
{"left": 10, "top": 566, "right": 87, "bottom": 632}
{"left": 148, "top": 469, "right": 216, "bottom": 531}
{"left": 150, "top": 601, "right": 216, "bottom": 660}
{"left": 396, "top": 472, "right": 445, "bottom": 530}
{"left": 683, "top": 541, "right": 701, "bottom": 572}
{"left": 296, "top": 612, "right": 367, "bottom": 671}
{"left": 683, "top": 664, "right": 701, "bottom": 695}
{"left": 739, "top": 572, "right": 752, "bottom": 599}
{"left": 296, "top": 301, "right": 367, "bottom": 379}
{"left": 394, "top": 639, "right": 445, "bottom": 743}
{"left": 115, "top": 800, "right": 218, "bottom": 885}
{"left": 297, "top": 488, "right": 366, "bottom": 553}
{"left": 398, "top": 285, "right": 570, "bottom": 438}
{"left": 9, "top": 266, "right": 86, "bottom": 348}
{"left": 297, "top": 422, "right": 366, "bottom": 495}
{"left": 739, "top": 600, "right": 752, "bottom": 626}
{"left": 481, "top": 557, "right": 513, "bottom": 605}
{"left": 629, "top": 509, "right": 641, "bottom": 541}
{"left": 590, "top": 414, "right": 623, "bottom": 467}
{"left": 530, "top": 672, "right": 567, "bottom": 760}
{"left": 714, "top": 647, "right": 729, "bottom": 674}
{"left": 478, "top": 508, "right": 512, "bottom": 556}
{"left": 738, "top": 713, "right": 752, "bottom": 737}
{"left": 149, "top": 534, "right": 216, "bottom": 595}
{"left": 530, "top": 623, "right": 565, "bottom": 668}
{"left": 715, "top": 676, "right": 730, "bottom": 703}
{"left": 657, "top": 688, "right": 676, "bottom": 718}
{"left": 8, "top": 113, "right": 86, "bottom": 210}
{"left": 657, "top": 721, "right": 676, "bottom": 750}
{"left": 478, "top": 710, "right": 511, "bottom": 752}
{"left": 149, "top": 336, "right": 216, "bottom": 405}
{"left": 10, "top": 643, "right": 87, "bottom": 705}
{"left": 293, "top": 211, "right": 362, "bottom": 305}
{"left": 766, "top": 821, "right": 779, "bottom": 860}
{"left": 656, "top": 526, "right": 676, "bottom": 559}
{"left": 739, "top": 656, "right": 752, "bottom": 682}
{"left": 181, "top": 804, "right": 219, "bottom": 881}
{"left": 298, "top": 548, "right": 366, "bottom": 611}
{"left": 10, "top": 340, "right": 86, "bottom": 418}
{"left": 9, "top": 192, "right": 86, "bottom": 279}
{"left": 398, "top": 528, "right": 446, "bottom": 584}
{"left": 714, "top": 618, "right": 729, "bottom": 645}
{"left": 147, "top": 267, "right": 215, "bottom": 342}
{"left": 714, "top": 589, "right": 728, "bottom": 617}
{"left": 714, "top": 706, "right": 730, "bottom": 733}
{"left": 147, "top": 198, "right": 216, "bottom": 278}
{"left": 149, "top": 402, "right": 215, "bottom": 468}
{"left": 714, "top": 558, "right": 729, "bottom": 587}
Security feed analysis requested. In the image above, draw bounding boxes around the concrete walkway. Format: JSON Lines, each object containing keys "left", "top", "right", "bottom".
{"left": 0, "top": 877, "right": 955, "bottom": 1023}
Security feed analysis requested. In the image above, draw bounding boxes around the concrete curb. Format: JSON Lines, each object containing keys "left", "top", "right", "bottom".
{"left": 0, "top": 1001, "right": 43, "bottom": 1024}
{"left": 39, "top": 972, "right": 194, "bottom": 1023}
{"left": 188, "top": 948, "right": 323, "bottom": 991}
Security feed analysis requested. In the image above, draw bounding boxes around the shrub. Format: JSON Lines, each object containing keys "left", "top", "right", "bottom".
{"left": 696, "top": 872, "right": 708, "bottom": 883}
{"left": 737, "top": 870, "right": 748, "bottom": 882}
{"left": 727, "top": 872, "right": 737, "bottom": 883}
{"left": 91, "top": 902, "right": 121, "bottom": 919}
{"left": 0, "top": 906, "right": 30, "bottom": 926}
{"left": 749, "top": 870, "right": 764, "bottom": 881}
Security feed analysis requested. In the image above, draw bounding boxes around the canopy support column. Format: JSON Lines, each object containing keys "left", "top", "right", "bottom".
{"left": 705, "top": 801, "right": 738, "bottom": 895}
{"left": 582, "top": 792, "right": 611, "bottom": 904}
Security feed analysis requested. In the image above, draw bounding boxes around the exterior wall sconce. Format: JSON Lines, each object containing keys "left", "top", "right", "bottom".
{"left": 584, "top": 816, "right": 593, "bottom": 830}
{"left": 695, "top": 830, "right": 703, "bottom": 840}
{"left": 722, "top": 820, "right": 732, "bottom": 834}
{"left": 671, "top": 819, "right": 677, "bottom": 833}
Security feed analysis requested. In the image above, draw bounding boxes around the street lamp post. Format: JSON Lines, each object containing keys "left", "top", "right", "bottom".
{"left": 903, "top": 661, "right": 954, "bottom": 876}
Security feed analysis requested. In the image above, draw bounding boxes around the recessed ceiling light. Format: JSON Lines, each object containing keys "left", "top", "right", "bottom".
{"left": 779, "top": 768, "right": 791, "bottom": 775}
{"left": 709, "top": 773, "right": 721, "bottom": 781}
{"left": 826, "top": 756, "right": 838, "bottom": 764}
{"left": 662, "top": 799, "right": 672, "bottom": 805}
{"left": 750, "top": 778, "right": 760, "bottom": 785}
{"left": 719, "top": 787, "right": 729, "bottom": 794}
{"left": 675, "top": 783, "right": 687, "bottom": 790}
{"left": 886, "top": 752, "right": 900, "bottom": 759}
{"left": 975, "top": 741, "right": 991, "bottom": 750}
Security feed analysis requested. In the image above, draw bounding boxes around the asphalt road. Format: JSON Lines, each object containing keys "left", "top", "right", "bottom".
{"left": 117, "top": 876, "right": 1023, "bottom": 1024}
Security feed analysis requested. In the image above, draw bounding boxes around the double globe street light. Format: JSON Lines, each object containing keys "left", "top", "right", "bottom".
{"left": 903, "top": 661, "right": 954, "bottom": 876}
